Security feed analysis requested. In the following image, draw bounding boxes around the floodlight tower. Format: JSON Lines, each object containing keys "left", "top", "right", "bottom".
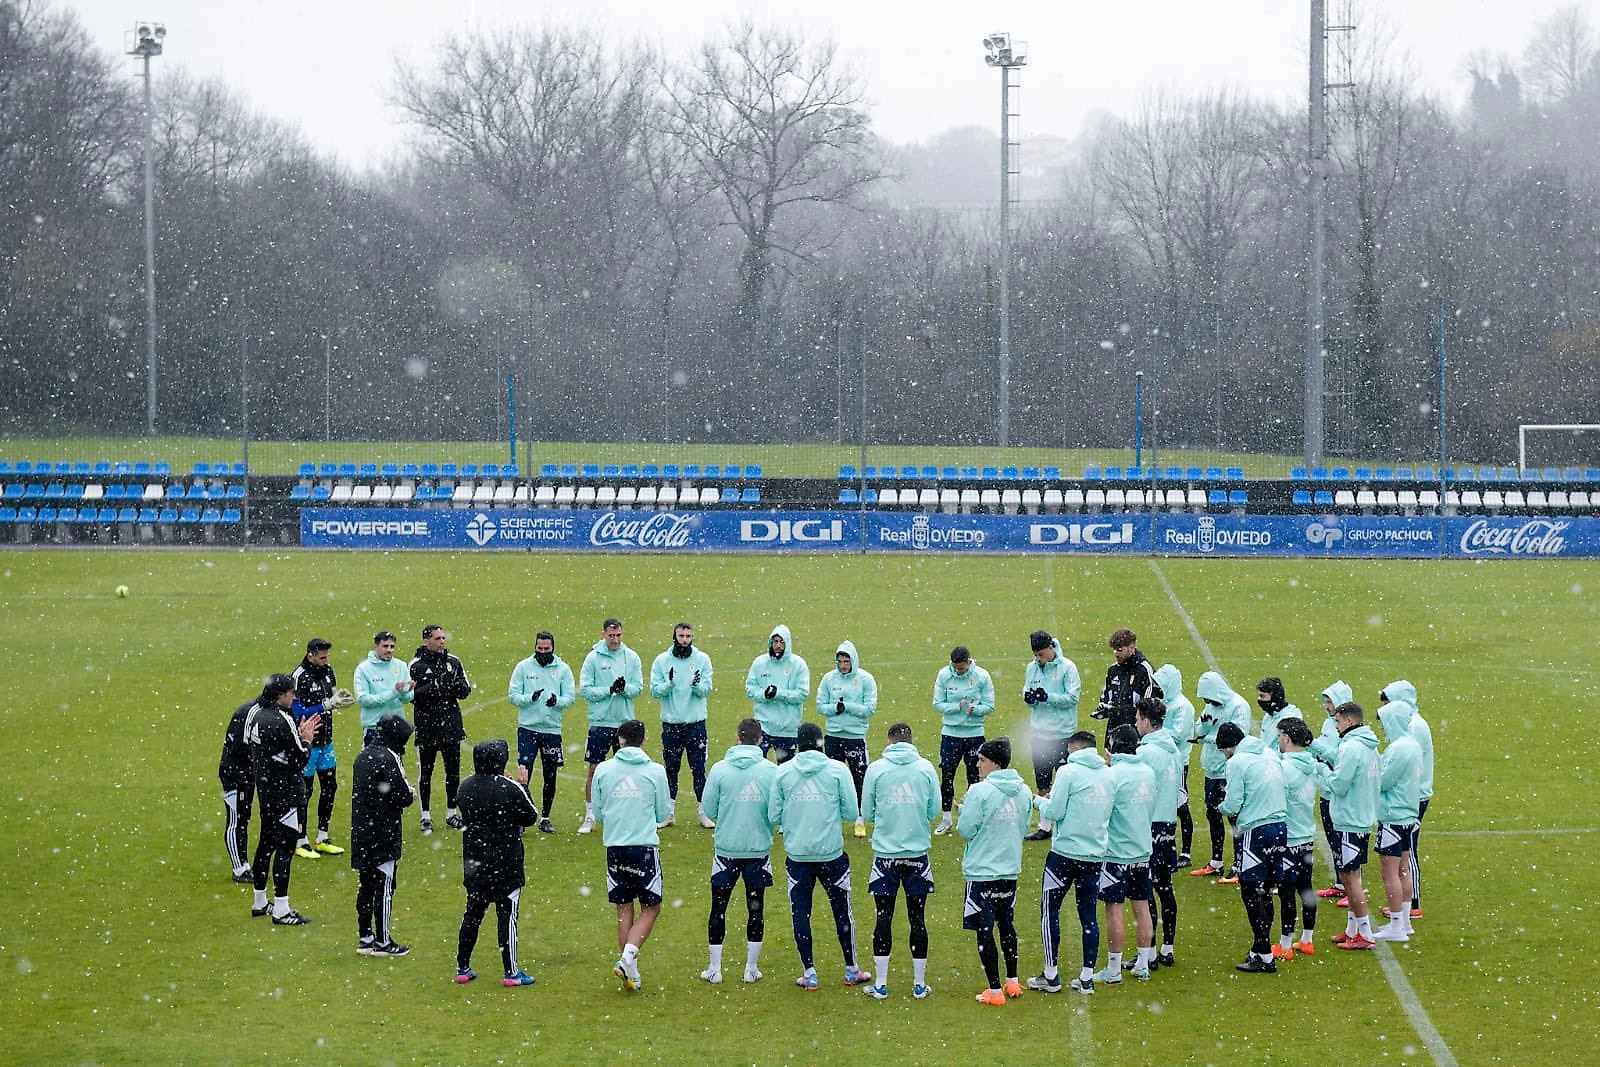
{"left": 984, "top": 32, "right": 1025, "bottom": 448}
{"left": 129, "top": 21, "right": 166, "bottom": 437}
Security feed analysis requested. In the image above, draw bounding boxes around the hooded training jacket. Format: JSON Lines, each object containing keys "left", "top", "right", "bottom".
{"left": 1377, "top": 703, "right": 1423, "bottom": 824}
{"left": 219, "top": 700, "right": 255, "bottom": 791}
{"left": 1217, "top": 734, "right": 1287, "bottom": 834}
{"left": 1278, "top": 749, "right": 1321, "bottom": 846}
{"left": 816, "top": 640, "right": 878, "bottom": 740}
{"left": 933, "top": 660, "right": 996, "bottom": 738}
{"left": 1382, "top": 680, "right": 1434, "bottom": 801}
{"left": 1310, "top": 681, "right": 1353, "bottom": 764}
{"left": 458, "top": 739, "right": 541, "bottom": 898}
{"left": 1024, "top": 638, "right": 1081, "bottom": 740}
{"left": 1104, "top": 752, "right": 1158, "bottom": 864}
{"left": 579, "top": 638, "right": 644, "bottom": 728}
{"left": 649, "top": 642, "right": 714, "bottom": 724}
{"left": 861, "top": 741, "right": 940, "bottom": 858}
{"left": 1323, "top": 722, "right": 1380, "bottom": 833}
{"left": 1193, "top": 671, "right": 1254, "bottom": 780}
{"left": 350, "top": 715, "right": 415, "bottom": 867}
{"left": 592, "top": 745, "right": 671, "bottom": 847}
{"left": 1154, "top": 663, "right": 1197, "bottom": 769}
{"left": 702, "top": 744, "right": 779, "bottom": 859}
{"left": 746, "top": 625, "right": 810, "bottom": 738}
{"left": 354, "top": 650, "right": 414, "bottom": 730}
{"left": 1135, "top": 727, "right": 1181, "bottom": 824}
{"left": 247, "top": 699, "right": 310, "bottom": 814}
{"left": 1034, "top": 747, "right": 1114, "bottom": 863}
{"left": 768, "top": 748, "right": 858, "bottom": 863}
{"left": 1255, "top": 681, "right": 1302, "bottom": 758}
{"left": 508, "top": 650, "right": 576, "bottom": 734}
{"left": 409, "top": 644, "right": 473, "bottom": 747}
{"left": 957, "top": 768, "right": 1032, "bottom": 881}
{"left": 292, "top": 655, "right": 337, "bottom": 747}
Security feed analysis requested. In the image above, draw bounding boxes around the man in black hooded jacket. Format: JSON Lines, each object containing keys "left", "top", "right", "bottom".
{"left": 351, "top": 713, "right": 416, "bottom": 957}
{"left": 409, "top": 625, "right": 473, "bottom": 834}
{"left": 455, "top": 738, "right": 542, "bottom": 986}
{"left": 247, "top": 675, "right": 320, "bottom": 925}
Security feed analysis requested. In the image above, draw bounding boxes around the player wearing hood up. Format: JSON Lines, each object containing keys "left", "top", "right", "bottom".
{"left": 409, "top": 624, "right": 474, "bottom": 834}
{"left": 746, "top": 624, "right": 810, "bottom": 765}
{"left": 592, "top": 718, "right": 672, "bottom": 990}
{"left": 769, "top": 722, "right": 872, "bottom": 990}
{"left": 351, "top": 713, "right": 417, "bottom": 957}
{"left": 509, "top": 631, "right": 575, "bottom": 835}
{"left": 700, "top": 718, "right": 780, "bottom": 985}
{"left": 1134, "top": 697, "right": 1181, "bottom": 969}
{"left": 932, "top": 646, "right": 997, "bottom": 836}
{"left": 859, "top": 722, "right": 940, "bottom": 1001}
{"left": 1254, "top": 676, "right": 1301, "bottom": 757}
{"left": 1380, "top": 680, "right": 1432, "bottom": 917}
{"left": 1373, "top": 698, "right": 1422, "bottom": 943}
{"left": 1189, "top": 671, "right": 1253, "bottom": 881}
{"left": 1022, "top": 631, "right": 1082, "bottom": 841}
{"left": 246, "top": 675, "right": 321, "bottom": 925}
{"left": 1029, "top": 731, "right": 1113, "bottom": 996}
{"left": 1217, "top": 722, "right": 1288, "bottom": 974}
{"left": 1321, "top": 701, "right": 1381, "bottom": 950}
{"left": 1093, "top": 725, "right": 1157, "bottom": 984}
{"left": 578, "top": 618, "right": 644, "bottom": 834}
{"left": 1311, "top": 681, "right": 1353, "bottom": 898}
{"left": 1153, "top": 663, "right": 1197, "bottom": 865}
{"left": 959, "top": 738, "right": 1032, "bottom": 1006}
{"left": 817, "top": 639, "right": 878, "bottom": 836}
{"left": 1273, "top": 717, "right": 1321, "bottom": 958}
{"left": 455, "top": 738, "right": 541, "bottom": 987}
{"left": 650, "top": 622, "right": 716, "bottom": 828}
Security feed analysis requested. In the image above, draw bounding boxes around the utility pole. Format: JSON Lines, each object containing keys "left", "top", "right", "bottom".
{"left": 984, "top": 33, "right": 1026, "bottom": 448}
{"left": 129, "top": 22, "right": 166, "bottom": 436}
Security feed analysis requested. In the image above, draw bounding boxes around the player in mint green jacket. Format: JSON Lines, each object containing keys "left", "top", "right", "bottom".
{"left": 1023, "top": 631, "right": 1082, "bottom": 840}
{"left": 1380, "top": 679, "right": 1433, "bottom": 914}
{"left": 507, "top": 631, "right": 576, "bottom": 833}
{"left": 590, "top": 719, "right": 672, "bottom": 991}
{"left": 1153, "top": 662, "right": 1197, "bottom": 865}
{"left": 859, "top": 723, "right": 940, "bottom": 999}
{"left": 1320, "top": 701, "right": 1381, "bottom": 947}
{"left": 1096, "top": 727, "right": 1158, "bottom": 982}
{"left": 577, "top": 619, "right": 645, "bottom": 835}
{"left": 816, "top": 639, "right": 878, "bottom": 817}
{"left": 1191, "top": 671, "right": 1252, "bottom": 877}
{"left": 956, "top": 737, "right": 1032, "bottom": 1004}
{"left": 699, "top": 717, "right": 780, "bottom": 984}
{"left": 1254, "top": 676, "right": 1302, "bottom": 757}
{"left": 1274, "top": 717, "right": 1323, "bottom": 955}
{"left": 353, "top": 631, "right": 414, "bottom": 740}
{"left": 745, "top": 624, "right": 810, "bottom": 765}
{"left": 1030, "top": 733, "right": 1113, "bottom": 994}
{"left": 1311, "top": 680, "right": 1353, "bottom": 893}
{"left": 932, "top": 646, "right": 996, "bottom": 834}
{"left": 1373, "top": 700, "right": 1422, "bottom": 942}
{"left": 648, "top": 622, "right": 715, "bottom": 824}
{"left": 769, "top": 723, "right": 869, "bottom": 988}
{"left": 1135, "top": 697, "right": 1182, "bottom": 967}
{"left": 1216, "top": 724, "right": 1288, "bottom": 973}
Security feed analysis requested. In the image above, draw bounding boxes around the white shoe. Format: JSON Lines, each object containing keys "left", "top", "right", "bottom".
{"left": 700, "top": 967, "right": 723, "bottom": 984}
{"left": 577, "top": 815, "right": 595, "bottom": 834}
{"left": 657, "top": 815, "right": 675, "bottom": 829}
{"left": 743, "top": 967, "right": 763, "bottom": 983}
{"left": 1373, "top": 924, "right": 1410, "bottom": 943}
{"left": 934, "top": 816, "right": 953, "bottom": 836}
{"left": 698, "top": 807, "right": 716, "bottom": 829}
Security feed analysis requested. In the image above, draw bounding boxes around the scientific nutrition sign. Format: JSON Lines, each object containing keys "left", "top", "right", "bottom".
{"left": 300, "top": 509, "right": 1600, "bottom": 558}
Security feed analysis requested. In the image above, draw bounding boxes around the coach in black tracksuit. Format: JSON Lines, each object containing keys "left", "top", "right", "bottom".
{"left": 248, "top": 674, "right": 319, "bottom": 925}
{"left": 351, "top": 713, "right": 416, "bottom": 956}
{"left": 219, "top": 699, "right": 256, "bottom": 882}
{"left": 1094, "top": 628, "right": 1163, "bottom": 743}
{"left": 409, "top": 625, "right": 473, "bottom": 831}
{"left": 456, "top": 738, "right": 541, "bottom": 984}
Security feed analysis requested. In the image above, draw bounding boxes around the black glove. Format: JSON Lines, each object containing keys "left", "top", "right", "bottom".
{"left": 836, "top": 698, "right": 846, "bottom": 715}
{"left": 529, "top": 688, "right": 544, "bottom": 703}
{"left": 609, "top": 676, "right": 626, "bottom": 695}
{"left": 1023, "top": 690, "right": 1038, "bottom": 706}
{"left": 692, "top": 670, "right": 701, "bottom": 687}
{"left": 545, "top": 693, "right": 558, "bottom": 708}
{"left": 1091, "top": 703, "right": 1110, "bottom": 720}
{"left": 764, "top": 684, "right": 777, "bottom": 701}
{"left": 1200, "top": 712, "right": 1216, "bottom": 725}
{"left": 1031, "top": 687, "right": 1048, "bottom": 704}
{"left": 668, "top": 667, "right": 675, "bottom": 681}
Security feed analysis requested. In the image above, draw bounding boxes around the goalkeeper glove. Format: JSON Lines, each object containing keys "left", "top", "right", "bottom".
{"left": 329, "top": 688, "right": 356, "bottom": 710}
{"left": 1031, "top": 687, "right": 1048, "bottom": 704}
{"left": 1091, "top": 703, "right": 1110, "bottom": 720}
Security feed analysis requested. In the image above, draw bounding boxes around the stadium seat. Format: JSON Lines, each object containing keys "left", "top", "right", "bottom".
{"left": 1525, "top": 490, "right": 1547, "bottom": 509}
{"left": 351, "top": 485, "right": 373, "bottom": 503}
{"left": 639, "top": 464, "right": 659, "bottom": 479}
{"left": 38, "top": 506, "right": 58, "bottom": 522}
{"left": 1568, "top": 491, "right": 1590, "bottom": 507}
{"left": 1548, "top": 490, "right": 1570, "bottom": 508}
{"left": 1334, "top": 490, "right": 1356, "bottom": 507}
{"left": 1204, "top": 467, "right": 1223, "bottom": 480}
{"left": 1562, "top": 468, "right": 1581, "bottom": 481}
{"left": 135, "top": 506, "right": 156, "bottom": 523}
{"left": 1083, "top": 466, "right": 1102, "bottom": 480}
{"left": 661, "top": 465, "right": 680, "bottom": 479}
{"left": 1062, "top": 488, "right": 1085, "bottom": 510}
{"left": 57, "top": 507, "right": 77, "bottom": 522}
{"left": 494, "top": 484, "right": 515, "bottom": 505}
{"left": 1459, "top": 490, "right": 1482, "bottom": 508}
{"left": 1125, "top": 489, "right": 1145, "bottom": 509}
{"left": 1225, "top": 467, "right": 1244, "bottom": 480}
{"left": 1042, "top": 467, "right": 1061, "bottom": 480}
{"left": 601, "top": 464, "right": 620, "bottom": 478}
{"left": 540, "top": 464, "right": 560, "bottom": 478}
{"left": 1414, "top": 468, "right": 1435, "bottom": 481}
{"left": 682, "top": 465, "right": 702, "bottom": 479}
{"left": 960, "top": 466, "right": 978, "bottom": 480}
{"left": 471, "top": 484, "right": 493, "bottom": 505}
{"left": 940, "top": 467, "right": 958, "bottom": 480}
{"left": 862, "top": 466, "right": 878, "bottom": 480}
{"left": 372, "top": 485, "right": 394, "bottom": 503}
{"left": 1228, "top": 490, "right": 1248, "bottom": 507}
{"left": 1354, "top": 468, "right": 1372, "bottom": 480}
{"left": 1185, "top": 467, "right": 1204, "bottom": 481}
{"left": 1207, "top": 489, "right": 1227, "bottom": 507}
{"left": 452, "top": 484, "right": 475, "bottom": 505}
{"left": 746, "top": 465, "right": 764, "bottom": 479}
{"left": 1021, "top": 467, "right": 1039, "bottom": 480}
{"left": 656, "top": 487, "right": 677, "bottom": 508}
{"left": 916, "top": 488, "right": 938, "bottom": 509}
{"left": 1329, "top": 468, "right": 1349, "bottom": 480}
{"left": 392, "top": 484, "right": 414, "bottom": 502}
{"left": 198, "top": 507, "right": 221, "bottom": 523}
{"left": 221, "top": 508, "right": 241, "bottom": 524}
{"left": 226, "top": 485, "right": 245, "bottom": 500}
{"left": 1020, "top": 488, "right": 1042, "bottom": 512}
{"left": 1000, "top": 489, "right": 1021, "bottom": 513}
{"left": 1416, "top": 491, "right": 1439, "bottom": 511}
{"left": 1376, "top": 490, "right": 1398, "bottom": 509}
{"left": 16, "top": 506, "right": 38, "bottom": 522}
{"left": 615, "top": 486, "right": 637, "bottom": 507}
{"left": 1041, "top": 488, "right": 1063, "bottom": 510}
{"left": 1503, "top": 489, "right": 1526, "bottom": 508}
{"left": 311, "top": 486, "right": 331, "bottom": 501}
{"left": 981, "top": 467, "right": 999, "bottom": 481}
{"left": 979, "top": 488, "right": 1001, "bottom": 510}
{"left": 840, "top": 488, "right": 859, "bottom": 504}
{"left": 878, "top": 488, "right": 899, "bottom": 506}
{"left": 877, "top": 467, "right": 895, "bottom": 481}
{"left": 1104, "top": 467, "right": 1122, "bottom": 480}
{"left": 1482, "top": 490, "right": 1504, "bottom": 509}
{"left": 939, "top": 488, "right": 959, "bottom": 514}
{"left": 1292, "top": 490, "right": 1313, "bottom": 506}
{"left": 679, "top": 487, "right": 701, "bottom": 506}
{"left": 330, "top": 484, "right": 353, "bottom": 503}
{"left": 289, "top": 485, "right": 311, "bottom": 501}
{"left": 1313, "top": 490, "right": 1334, "bottom": 507}
{"left": 534, "top": 486, "right": 556, "bottom": 507}
{"left": 715, "top": 486, "right": 734, "bottom": 504}
{"left": 413, "top": 485, "right": 435, "bottom": 502}
{"left": 478, "top": 463, "right": 498, "bottom": 478}
{"left": 0, "top": 506, "right": 17, "bottom": 523}
{"left": 636, "top": 486, "right": 658, "bottom": 506}
{"left": 553, "top": 486, "right": 576, "bottom": 507}
{"left": 595, "top": 486, "right": 617, "bottom": 507}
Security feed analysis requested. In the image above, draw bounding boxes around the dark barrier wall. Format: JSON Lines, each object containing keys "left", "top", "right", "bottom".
{"left": 301, "top": 509, "right": 1596, "bottom": 559}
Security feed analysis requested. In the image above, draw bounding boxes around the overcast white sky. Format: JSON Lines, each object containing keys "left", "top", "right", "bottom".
{"left": 64, "top": 0, "right": 1571, "bottom": 169}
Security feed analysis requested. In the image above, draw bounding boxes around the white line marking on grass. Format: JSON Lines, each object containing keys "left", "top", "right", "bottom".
{"left": 1149, "top": 559, "right": 1458, "bottom": 1067}
{"left": 1069, "top": 1002, "right": 1095, "bottom": 1063}
{"left": 1427, "top": 827, "right": 1598, "bottom": 836}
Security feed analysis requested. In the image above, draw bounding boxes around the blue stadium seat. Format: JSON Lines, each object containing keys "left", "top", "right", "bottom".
{"left": 502, "top": 465, "right": 519, "bottom": 478}
{"left": 621, "top": 465, "right": 641, "bottom": 479}
{"left": 481, "top": 464, "right": 499, "bottom": 478}
{"left": 877, "top": 466, "right": 895, "bottom": 480}
{"left": 65, "top": 484, "right": 83, "bottom": 499}
{"left": 1104, "top": 467, "right": 1122, "bottom": 480}
{"left": 704, "top": 464, "right": 722, "bottom": 479}
{"left": 298, "top": 463, "right": 316, "bottom": 477}
{"left": 23, "top": 483, "right": 44, "bottom": 499}
{"left": 158, "top": 508, "right": 178, "bottom": 524}
{"left": 863, "top": 466, "right": 878, "bottom": 479}
{"left": 1313, "top": 490, "right": 1334, "bottom": 506}
{"left": 56, "top": 507, "right": 77, "bottom": 522}
{"left": 1454, "top": 468, "right": 1475, "bottom": 481}
{"left": 381, "top": 463, "right": 400, "bottom": 477}
{"left": 17, "top": 507, "right": 38, "bottom": 522}
{"left": 339, "top": 463, "right": 358, "bottom": 477}
{"left": 1083, "top": 467, "right": 1102, "bottom": 480}
{"left": 1021, "top": 467, "right": 1039, "bottom": 479}
{"left": 38, "top": 507, "right": 58, "bottom": 522}
{"left": 358, "top": 463, "right": 377, "bottom": 477}
{"left": 1354, "top": 468, "right": 1372, "bottom": 480}
{"left": 192, "top": 462, "right": 211, "bottom": 475}
{"left": 725, "top": 465, "right": 742, "bottom": 479}
{"left": 1374, "top": 468, "right": 1393, "bottom": 480}
{"left": 601, "top": 464, "right": 620, "bottom": 477}
{"left": 581, "top": 464, "right": 600, "bottom": 478}
{"left": 1586, "top": 469, "right": 1600, "bottom": 482}
{"left": 133, "top": 462, "right": 151, "bottom": 475}
{"left": 1329, "top": 468, "right": 1349, "bottom": 480}
{"left": 421, "top": 463, "right": 439, "bottom": 477}
{"left": 201, "top": 507, "right": 223, "bottom": 523}
{"left": 44, "top": 483, "right": 64, "bottom": 499}
{"left": 1000, "top": 466, "right": 1019, "bottom": 480}
{"left": 941, "top": 467, "right": 958, "bottom": 480}
{"left": 839, "top": 466, "right": 857, "bottom": 480}
{"left": 662, "top": 465, "right": 679, "bottom": 479}
{"left": 226, "top": 485, "right": 245, "bottom": 500}
{"left": 311, "top": 486, "right": 331, "bottom": 501}
{"left": 1228, "top": 490, "right": 1248, "bottom": 506}
{"left": 186, "top": 485, "right": 206, "bottom": 500}
{"left": 138, "top": 507, "right": 158, "bottom": 523}
{"left": 319, "top": 463, "right": 338, "bottom": 477}
{"left": 720, "top": 486, "right": 738, "bottom": 503}
{"left": 229, "top": 463, "right": 246, "bottom": 475}
{"left": 1186, "top": 467, "right": 1204, "bottom": 480}
{"left": 70, "top": 461, "right": 88, "bottom": 475}
{"left": 0, "top": 506, "right": 15, "bottom": 522}
{"left": 1394, "top": 467, "right": 1412, "bottom": 479}
{"left": 840, "top": 488, "right": 859, "bottom": 504}
{"left": 864, "top": 488, "right": 878, "bottom": 504}
{"left": 179, "top": 508, "right": 202, "bottom": 524}
{"left": 289, "top": 486, "right": 311, "bottom": 501}
{"left": 1477, "top": 467, "right": 1497, "bottom": 481}
{"left": 1499, "top": 467, "right": 1518, "bottom": 481}
{"left": 1563, "top": 468, "right": 1582, "bottom": 481}
{"left": 560, "top": 464, "right": 579, "bottom": 478}
{"left": 900, "top": 466, "right": 918, "bottom": 478}
{"left": 960, "top": 466, "right": 979, "bottom": 480}
{"left": 1225, "top": 467, "right": 1244, "bottom": 479}
{"left": 116, "top": 507, "right": 138, "bottom": 523}
{"left": 1, "top": 484, "right": 22, "bottom": 501}
{"left": 0, "top": 462, "right": 10, "bottom": 474}
{"left": 1292, "top": 490, "right": 1313, "bottom": 506}
{"left": 1207, "top": 489, "right": 1227, "bottom": 506}
{"left": 102, "top": 484, "right": 125, "bottom": 501}
{"left": 1042, "top": 467, "right": 1061, "bottom": 480}
{"left": 741, "top": 487, "right": 760, "bottom": 503}
{"left": 683, "top": 465, "right": 702, "bottom": 479}
{"left": 1413, "top": 468, "right": 1435, "bottom": 481}
{"left": 641, "top": 465, "right": 660, "bottom": 478}
{"left": 221, "top": 508, "right": 241, "bottom": 524}
{"left": 111, "top": 461, "right": 132, "bottom": 474}
{"left": 413, "top": 486, "right": 433, "bottom": 502}
{"left": 461, "top": 463, "right": 479, "bottom": 477}
{"left": 441, "top": 463, "right": 459, "bottom": 477}
{"left": 920, "top": 466, "right": 938, "bottom": 479}
{"left": 93, "top": 461, "right": 111, "bottom": 475}
{"left": 401, "top": 463, "right": 419, "bottom": 477}
{"left": 981, "top": 466, "right": 999, "bottom": 480}
{"left": 1205, "top": 466, "right": 1223, "bottom": 480}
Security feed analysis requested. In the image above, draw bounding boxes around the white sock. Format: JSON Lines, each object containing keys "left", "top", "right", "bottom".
{"left": 1300, "top": 928, "right": 1314, "bottom": 944}
{"left": 1107, "top": 951, "right": 1121, "bottom": 973}
{"left": 913, "top": 957, "right": 927, "bottom": 985}
{"left": 1161, "top": 942, "right": 1173, "bottom": 954}
{"left": 708, "top": 945, "right": 723, "bottom": 972}
{"left": 1345, "top": 914, "right": 1359, "bottom": 937}
{"left": 253, "top": 889, "right": 267, "bottom": 909}
{"left": 1357, "top": 914, "right": 1374, "bottom": 938}
{"left": 1138, "top": 947, "right": 1152, "bottom": 967}
{"left": 297, "top": 837, "right": 309, "bottom": 848}
{"left": 1279, "top": 934, "right": 1293, "bottom": 949}
{"left": 1079, "top": 966, "right": 1095, "bottom": 983}
{"left": 938, "top": 810, "right": 952, "bottom": 823}
{"left": 874, "top": 955, "right": 889, "bottom": 986}
{"left": 746, "top": 942, "right": 762, "bottom": 971}
{"left": 316, "top": 830, "right": 329, "bottom": 843}
{"left": 447, "top": 808, "right": 458, "bottom": 819}
{"left": 1039, "top": 819, "right": 1053, "bottom": 833}
{"left": 273, "top": 895, "right": 290, "bottom": 917}
{"left": 584, "top": 802, "right": 593, "bottom": 817}
{"left": 622, "top": 943, "right": 639, "bottom": 964}
{"left": 803, "top": 966, "right": 816, "bottom": 979}
{"left": 1043, "top": 963, "right": 1058, "bottom": 980}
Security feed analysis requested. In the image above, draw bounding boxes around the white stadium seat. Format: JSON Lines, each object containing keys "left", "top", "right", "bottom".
{"left": 453, "top": 484, "right": 474, "bottom": 505}
{"left": 1333, "top": 490, "right": 1356, "bottom": 508}
{"left": 958, "top": 488, "right": 980, "bottom": 512}
{"left": 1000, "top": 488, "right": 1021, "bottom": 514}
{"left": 575, "top": 486, "right": 597, "bottom": 506}
{"left": 939, "top": 488, "right": 959, "bottom": 514}
{"left": 1525, "top": 490, "right": 1546, "bottom": 509}
{"left": 1355, "top": 489, "right": 1377, "bottom": 509}
{"left": 1061, "top": 489, "right": 1085, "bottom": 510}
{"left": 472, "top": 484, "right": 493, "bottom": 505}
{"left": 1481, "top": 490, "right": 1504, "bottom": 509}
{"left": 595, "top": 486, "right": 617, "bottom": 507}
{"left": 371, "top": 484, "right": 394, "bottom": 503}
{"left": 657, "top": 487, "right": 678, "bottom": 508}
{"left": 617, "top": 486, "right": 638, "bottom": 507}
{"left": 679, "top": 487, "right": 701, "bottom": 506}
{"left": 1375, "top": 490, "right": 1398, "bottom": 509}
{"left": 493, "top": 483, "right": 514, "bottom": 504}
{"left": 351, "top": 484, "right": 373, "bottom": 503}
{"left": 1104, "top": 488, "right": 1126, "bottom": 509}
{"left": 1185, "top": 488, "right": 1206, "bottom": 508}
{"left": 1547, "top": 490, "right": 1569, "bottom": 508}
{"left": 1085, "top": 489, "right": 1106, "bottom": 511}
{"left": 878, "top": 488, "right": 899, "bottom": 506}
{"left": 918, "top": 488, "right": 939, "bottom": 509}
{"left": 391, "top": 483, "right": 414, "bottom": 502}
{"left": 554, "top": 486, "right": 576, "bottom": 507}
{"left": 1568, "top": 491, "right": 1590, "bottom": 507}
{"left": 330, "top": 484, "right": 352, "bottom": 503}
{"left": 1020, "top": 488, "right": 1042, "bottom": 513}
{"left": 979, "top": 488, "right": 1001, "bottom": 511}
{"left": 534, "top": 485, "right": 556, "bottom": 506}
{"left": 1503, "top": 490, "right": 1525, "bottom": 508}
{"left": 1459, "top": 490, "right": 1482, "bottom": 508}
{"left": 1124, "top": 489, "right": 1144, "bottom": 509}
{"left": 637, "top": 486, "right": 658, "bottom": 506}
{"left": 1041, "top": 488, "right": 1063, "bottom": 511}
{"left": 512, "top": 484, "right": 530, "bottom": 504}
{"left": 1415, "top": 489, "right": 1437, "bottom": 510}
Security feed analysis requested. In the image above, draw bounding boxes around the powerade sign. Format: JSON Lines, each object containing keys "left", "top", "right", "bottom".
{"left": 300, "top": 509, "right": 1600, "bottom": 557}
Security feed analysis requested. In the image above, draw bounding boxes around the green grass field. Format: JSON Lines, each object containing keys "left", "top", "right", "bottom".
{"left": 1, "top": 551, "right": 1593, "bottom": 1063}
{"left": 0, "top": 434, "right": 1456, "bottom": 480}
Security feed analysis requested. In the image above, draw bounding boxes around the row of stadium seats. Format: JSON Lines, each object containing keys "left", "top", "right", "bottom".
{"left": 1293, "top": 488, "right": 1598, "bottom": 511}
{"left": 842, "top": 487, "right": 1250, "bottom": 512}
{"left": 0, "top": 505, "right": 241, "bottom": 525}
{"left": 292, "top": 462, "right": 767, "bottom": 481}
{"left": 840, "top": 464, "right": 1248, "bottom": 482}
{"left": 0, "top": 459, "right": 173, "bottom": 476}
{"left": 536, "top": 463, "right": 762, "bottom": 481}
{"left": 0, "top": 481, "right": 244, "bottom": 502}
{"left": 1292, "top": 465, "right": 1600, "bottom": 483}
{"left": 289, "top": 482, "right": 762, "bottom": 507}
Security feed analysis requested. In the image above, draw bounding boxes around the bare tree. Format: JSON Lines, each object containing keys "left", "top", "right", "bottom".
{"left": 1521, "top": 5, "right": 1597, "bottom": 103}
